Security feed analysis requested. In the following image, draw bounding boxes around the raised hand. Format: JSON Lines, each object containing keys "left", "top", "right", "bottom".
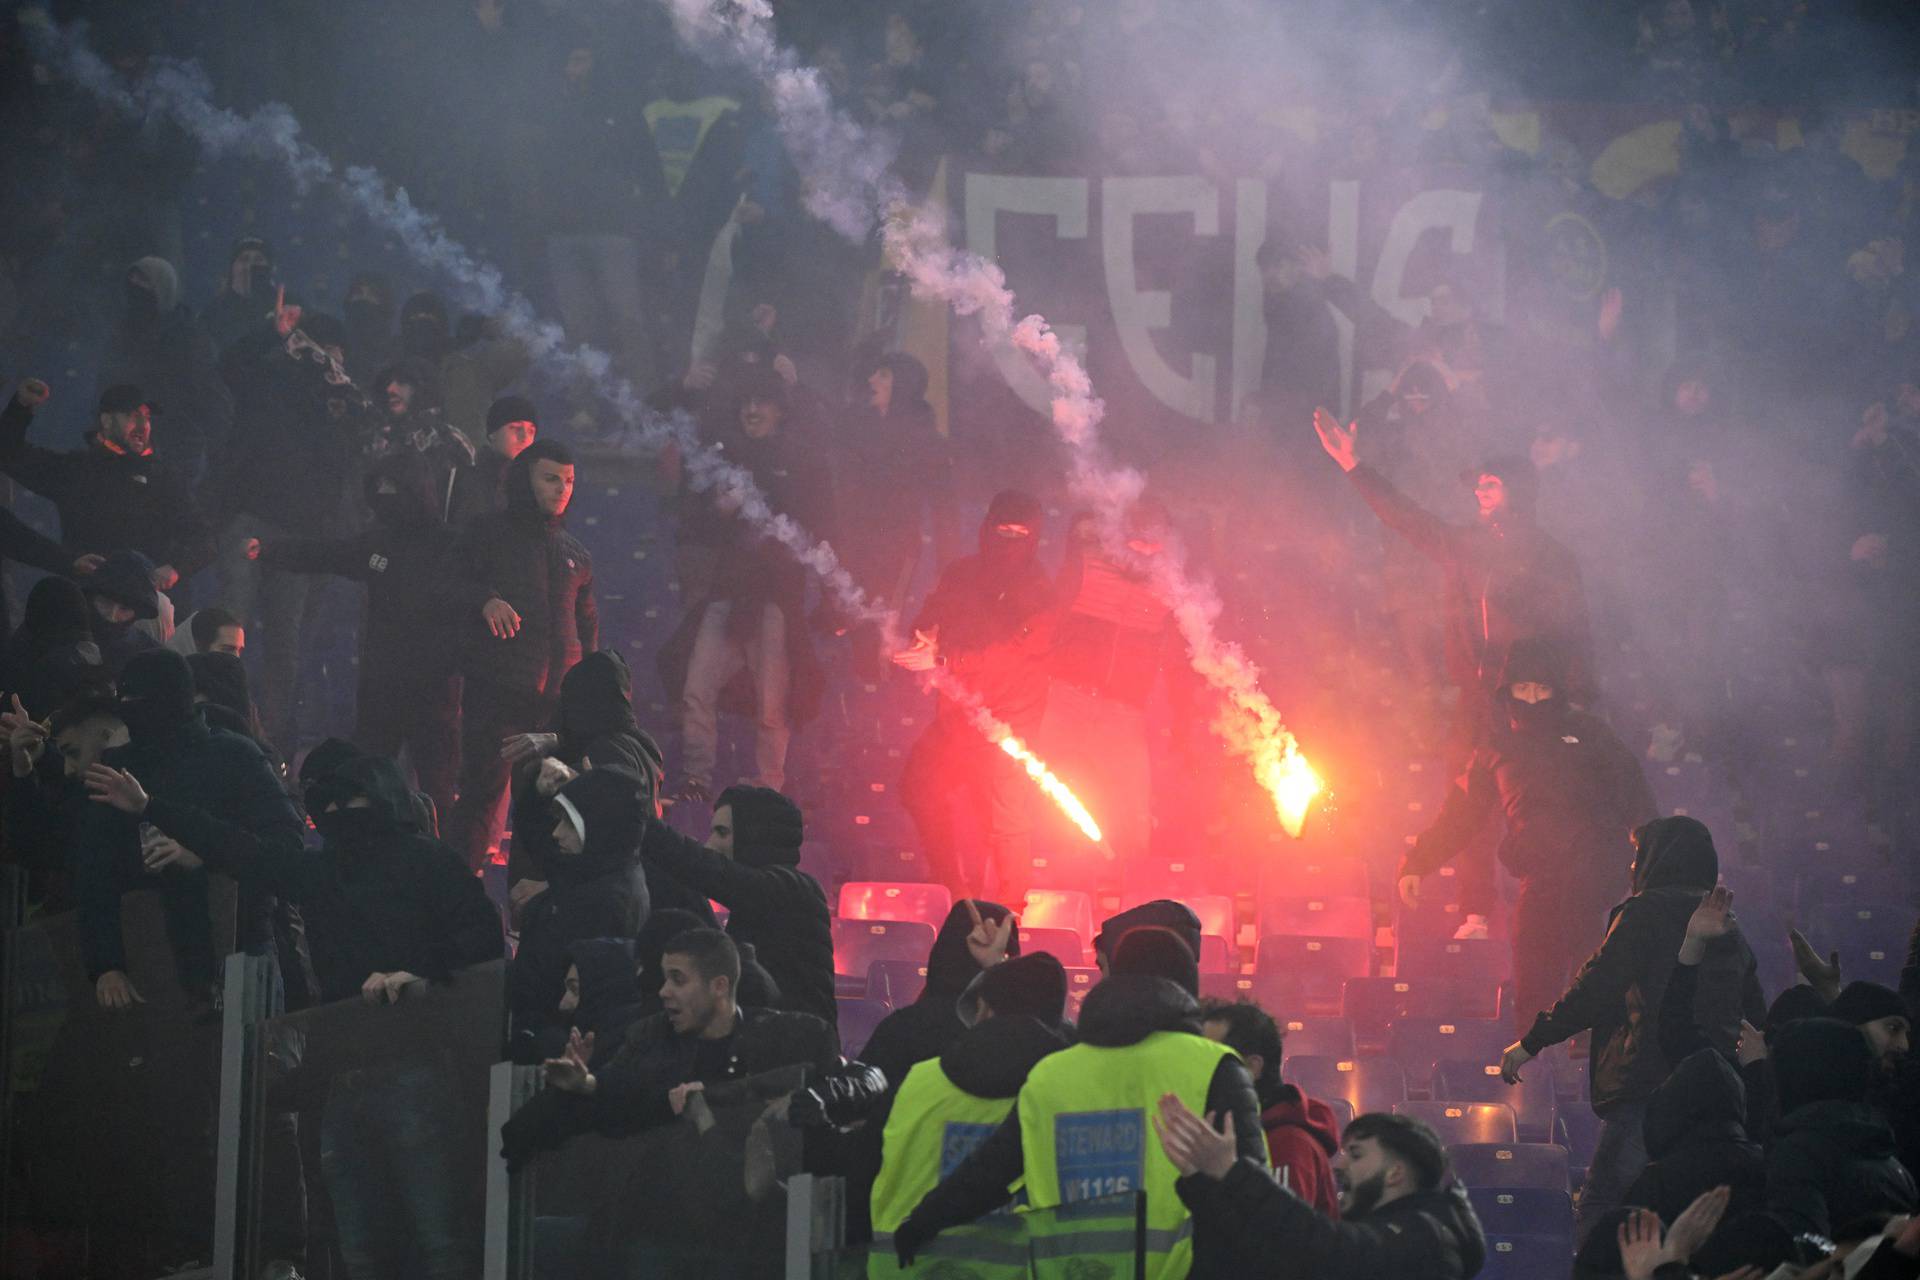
{"left": 1663, "top": 1185, "right": 1732, "bottom": 1264}
{"left": 963, "top": 899, "right": 1014, "bottom": 970}
{"left": 1398, "top": 874, "right": 1422, "bottom": 911}
{"left": 1312, "top": 407, "right": 1358, "bottom": 472}
{"left": 1679, "top": 884, "right": 1734, "bottom": 963}
{"left": 1788, "top": 927, "right": 1843, "bottom": 1001}
{"left": 891, "top": 628, "right": 939, "bottom": 672}
{"left": 272, "top": 284, "right": 302, "bottom": 338}
{"left": 1736, "top": 1019, "right": 1768, "bottom": 1066}
{"left": 1617, "top": 1208, "right": 1665, "bottom": 1280}
{"left": 14, "top": 377, "right": 51, "bottom": 409}
{"left": 543, "top": 1028, "right": 597, "bottom": 1094}
{"left": 85, "top": 763, "right": 150, "bottom": 815}
{"left": 1152, "top": 1094, "right": 1238, "bottom": 1180}
{"left": 500, "top": 732, "right": 558, "bottom": 764}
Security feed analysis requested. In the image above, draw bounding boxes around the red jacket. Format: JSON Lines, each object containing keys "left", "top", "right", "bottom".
{"left": 1263, "top": 1085, "right": 1342, "bottom": 1220}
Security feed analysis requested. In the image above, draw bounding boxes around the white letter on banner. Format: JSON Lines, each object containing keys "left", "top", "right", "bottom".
{"left": 1329, "top": 179, "right": 1360, "bottom": 421}
{"left": 1369, "top": 189, "right": 1485, "bottom": 328}
{"left": 1230, "top": 178, "right": 1267, "bottom": 423}
{"left": 963, "top": 174, "right": 1089, "bottom": 416}
{"left": 1103, "top": 177, "right": 1219, "bottom": 423}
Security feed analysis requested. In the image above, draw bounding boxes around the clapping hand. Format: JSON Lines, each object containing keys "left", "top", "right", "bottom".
{"left": 543, "top": 1028, "right": 598, "bottom": 1095}
{"left": 1617, "top": 1208, "right": 1666, "bottom": 1280}
{"left": 1152, "top": 1093, "right": 1238, "bottom": 1180}
{"left": 1679, "top": 884, "right": 1734, "bottom": 963}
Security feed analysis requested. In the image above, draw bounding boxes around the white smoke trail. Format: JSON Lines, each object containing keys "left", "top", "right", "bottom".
{"left": 657, "top": 0, "right": 1319, "bottom": 827}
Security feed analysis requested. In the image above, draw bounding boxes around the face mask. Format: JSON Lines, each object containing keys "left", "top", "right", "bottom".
{"left": 247, "top": 263, "right": 275, "bottom": 296}
{"left": 315, "top": 805, "right": 392, "bottom": 847}
{"left": 125, "top": 284, "right": 159, "bottom": 321}
{"left": 1507, "top": 695, "right": 1561, "bottom": 733}
{"left": 116, "top": 696, "right": 187, "bottom": 742}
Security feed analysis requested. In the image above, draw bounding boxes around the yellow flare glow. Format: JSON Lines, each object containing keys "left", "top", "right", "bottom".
{"left": 1264, "top": 750, "right": 1323, "bottom": 839}
{"left": 997, "top": 735, "right": 1103, "bottom": 843}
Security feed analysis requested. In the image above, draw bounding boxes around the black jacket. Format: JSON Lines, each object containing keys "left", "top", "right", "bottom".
{"left": 456, "top": 450, "right": 596, "bottom": 694}
{"left": 1767, "top": 1099, "right": 1918, "bottom": 1240}
{"left": 0, "top": 577, "right": 106, "bottom": 717}
{"left": 447, "top": 445, "right": 512, "bottom": 528}
{"left": 142, "top": 756, "right": 504, "bottom": 1004}
{"left": 693, "top": 419, "right": 836, "bottom": 622}
{"left": 1520, "top": 819, "right": 1764, "bottom": 1111}
{"left": 1626, "top": 1049, "right": 1765, "bottom": 1266}
{"left": 637, "top": 819, "right": 835, "bottom": 1025}
{"left": 914, "top": 534, "right": 1056, "bottom": 735}
{"left": 940, "top": 1012, "right": 1070, "bottom": 1098}
{"left": 508, "top": 768, "right": 651, "bottom": 1053}
{"left": 898, "top": 974, "right": 1264, "bottom": 1275}
{"left": 1177, "top": 1164, "right": 1487, "bottom": 1280}
{"left": 208, "top": 330, "right": 364, "bottom": 532}
{"left": 260, "top": 451, "right": 473, "bottom": 688}
{"left": 0, "top": 398, "right": 212, "bottom": 575}
{"left": 74, "top": 713, "right": 302, "bottom": 984}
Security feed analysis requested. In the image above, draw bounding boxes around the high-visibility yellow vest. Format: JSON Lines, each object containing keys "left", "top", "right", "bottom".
{"left": 1017, "top": 1031, "right": 1247, "bottom": 1280}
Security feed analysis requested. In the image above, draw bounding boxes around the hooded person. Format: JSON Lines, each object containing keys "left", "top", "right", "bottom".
{"left": 446, "top": 439, "right": 596, "bottom": 871}
{"left": 81, "top": 549, "right": 162, "bottom": 676}
{"left": 897, "top": 489, "right": 1057, "bottom": 901}
{"left": 1, "top": 378, "right": 215, "bottom": 600}
{"left": 508, "top": 767, "right": 653, "bottom": 1059}
{"left": 74, "top": 650, "right": 304, "bottom": 1008}
{"left": 0, "top": 576, "right": 107, "bottom": 717}
{"left": 166, "top": 607, "right": 246, "bottom": 658}
{"left": 1315, "top": 408, "right": 1595, "bottom": 719}
{"left": 549, "top": 937, "right": 651, "bottom": 1064}
{"left": 185, "top": 651, "right": 275, "bottom": 753}
{"left": 893, "top": 928, "right": 1266, "bottom": 1278}
{"left": 107, "top": 255, "right": 232, "bottom": 476}
{"left": 449, "top": 394, "right": 539, "bottom": 525}
{"left": 365, "top": 355, "right": 474, "bottom": 520}
{"left": 1502, "top": 816, "right": 1765, "bottom": 1241}
{"left": 203, "top": 236, "right": 277, "bottom": 357}
{"left": 636, "top": 784, "right": 835, "bottom": 1024}
{"left": 1765, "top": 1018, "right": 1918, "bottom": 1243}
{"left": 869, "top": 953, "right": 1071, "bottom": 1265}
{"left": 252, "top": 449, "right": 471, "bottom": 822}
{"left": 842, "top": 899, "right": 1024, "bottom": 1241}
{"left": 1400, "top": 637, "right": 1659, "bottom": 1027}
{"left": 1623, "top": 1048, "right": 1766, "bottom": 1273}
{"left": 1170, "top": 1106, "right": 1487, "bottom": 1280}
{"left": 1094, "top": 898, "right": 1204, "bottom": 973}
{"left": 1829, "top": 980, "right": 1920, "bottom": 1183}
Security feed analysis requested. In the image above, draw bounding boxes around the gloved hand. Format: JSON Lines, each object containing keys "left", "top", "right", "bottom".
{"left": 895, "top": 1214, "right": 935, "bottom": 1267}
{"left": 786, "top": 1085, "right": 829, "bottom": 1128}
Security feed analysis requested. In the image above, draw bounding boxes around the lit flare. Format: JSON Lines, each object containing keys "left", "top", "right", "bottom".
{"left": 997, "top": 733, "right": 1103, "bottom": 844}
{"left": 1264, "top": 749, "right": 1323, "bottom": 839}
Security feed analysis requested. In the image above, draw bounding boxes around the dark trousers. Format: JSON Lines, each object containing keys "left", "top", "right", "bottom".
{"left": 355, "top": 665, "right": 461, "bottom": 835}
{"left": 1508, "top": 870, "right": 1618, "bottom": 1034}
{"left": 900, "top": 713, "right": 1035, "bottom": 904}
{"left": 446, "top": 678, "right": 552, "bottom": 871}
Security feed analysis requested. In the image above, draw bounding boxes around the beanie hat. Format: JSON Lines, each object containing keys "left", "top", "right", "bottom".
{"left": 97, "top": 383, "right": 159, "bottom": 417}
{"left": 487, "top": 394, "right": 540, "bottom": 435}
{"left": 86, "top": 550, "right": 161, "bottom": 620}
{"left": 185, "top": 651, "right": 252, "bottom": 721}
{"left": 969, "top": 952, "right": 1068, "bottom": 1024}
{"left": 230, "top": 235, "right": 274, "bottom": 264}
{"left": 1095, "top": 899, "right": 1203, "bottom": 965}
{"left": 1110, "top": 926, "right": 1200, "bottom": 998}
{"left": 985, "top": 489, "right": 1044, "bottom": 530}
{"left": 1830, "top": 981, "right": 1907, "bottom": 1026}
{"left": 715, "top": 784, "right": 804, "bottom": 867}
{"left": 115, "top": 649, "right": 197, "bottom": 738}
{"left": 298, "top": 737, "right": 365, "bottom": 788}
{"left": 1772, "top": 1017, "right": 1875, "bottom": 1115}
{"left": 1764, "top": 983, "right": 1832, "bottom": 1043}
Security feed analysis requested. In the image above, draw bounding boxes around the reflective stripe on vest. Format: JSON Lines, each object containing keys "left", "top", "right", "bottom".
{"left": 871, "top": 1059, "right": 1021, "bottom": 1235}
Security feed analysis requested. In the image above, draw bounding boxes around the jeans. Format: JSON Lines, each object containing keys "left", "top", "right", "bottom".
{"left": 1576, "top": 1098, "right": 1649, "bottom": 1244}
{"left": 319, "top": 1059, "right": 474, "bottom": 1280}
{"left": 680, "top": 601, "right": 791, "bottom": 791}
{"left": 546, "top": 234, "right": 658, "bottom": 391}
{"left": 900, "top": 711, "right": 1036, "bottom": 904}
{"left": 447, "top": 678, "right": 553, "bottom": 871}
{"left": 221, "top": 513, "right": 327, "bottom": 750}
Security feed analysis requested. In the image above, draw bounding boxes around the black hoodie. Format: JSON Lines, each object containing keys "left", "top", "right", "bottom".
{"left": 0, "top": 576, "right": 106, "bottom": 716}
{"left": 509, "top": 767, "right": 652, "bottom": 1051}
{"left": 837, "top": 351, "right": 955, "bottom": 588}
{"left": 1766, "top": 1018, "right": 1918, "bottom": 1240}
{"left": 897, "top": 974, "right": 1265, "bottom": 1277}
{"left": 1625, "top": 1048, "right": 1765, "bottom": 1264}
{"left": 142, "top": 755, "right": 503, "bottom": 1004}
{"left": 456, "top": 447, "right": 597, "bottom": 694}
{"left": 1520, "top": 816, "right": 1764, "bottom": 1110}
{"left": 1402, "top": 638, "right": 1656, "bottom": 886}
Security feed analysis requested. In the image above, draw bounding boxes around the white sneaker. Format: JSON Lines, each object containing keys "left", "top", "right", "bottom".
{"left": 1452, "top": 914, "right": 1490, "bottom": 941}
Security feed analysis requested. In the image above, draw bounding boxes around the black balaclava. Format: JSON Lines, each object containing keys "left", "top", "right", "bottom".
{"left": 1831, "top": 981, "right": 1906, "bottom": 1027}
{"left": 1110, "top": 926, "right": 1200, "bottom": 998}
{"left": 308, "top": 755, "right": 416, "bottom": 849}
{"left": 185, "top": 651, "right": 253, "bottom": 723}
{"left": 1498, "top": 637, "right": 1568, "bottom": 734}
{"left": 557, "top": 650, "right": 638, "bottom": 745}
{"left": 115, "top": 649, "right": 197, "bottom": 743}
{"left": 570, "top": 937, "right": 642, "bottom": 1028}
{"left": 343, "top": 270, "right": 392, "bottom": 337}
{"left": 399, "top": 291, "right": 451, "bottom": 362}
{"left": 715, "top": 784, "right": 804, "bottom": 868}
{"left": 1772, "top": 1017, "right": 1876, "bottom": 1116}
{"left": 22, "top": 576, "right": 93, "bottom": 650}
{"left": 872, "top": 351, "right": 931, "bottom": 417}
{"left": 551, "top": 766, "right": 647, "bottom": 883}
{"left": 978, "top": 489, "right": 1044, "bottom": 569}
{"left": 1629, "top": 815, "right": 1719, "bottom": 895}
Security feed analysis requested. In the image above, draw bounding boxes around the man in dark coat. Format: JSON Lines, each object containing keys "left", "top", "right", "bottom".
{"left": 2, "top": 379, "right": 210, "bottom": 594}
{"left": 73, "top": 650, "right": 303, "bottom": 1008}
{"left": 363, "top": 356, "right": 475, "bottom": 520}
{"left": 1314, "top": 407, "right": 1596, "bottom": 717}
{"left": 1624, "top": 1048, "right": 1765, "bottom": 1273}
{"left": 448, "top": 394, "right": 539, "bottom": 526}
{"left": 448, "top": 439, "right": 597, "bottom": 870}
{"left": 636, "top": 785, "right": 835, "bottom": 1025}
{"left": 1500, "top": 815, "right": 1765, "bottom": 1241}
{"left": 106, "top": 255, "right": 232, "bottom": 477}
{"left": 250, "top": 449, "right": 471, "bottom": 820}
{"left": 1165, "top": 1106, "right": 1487, "bottom": 1280}
{"left": 896, "top": 489, "right": 1057, "bottom": 901}
{"left": 83, "top": 550, "right": 164, "bottom": 677}
{"left": 1765, "top": 1017, "right": 1918, "bottom": 1243}
{"left": 508, "top": 767, "right": 652, "bottom": 1058}
{"left": 1399, "top": 638, "right": 1658, "bottom": 1029}
{"left": 0, "top": 578, "right": 108, "bottom": 719}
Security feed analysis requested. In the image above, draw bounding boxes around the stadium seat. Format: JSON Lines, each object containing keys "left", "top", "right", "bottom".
{"left": 1019, "top": 927, "right": 1091, "bottom": 966}
{"left": 1324, "top": 1096, "right": 1354, "bottom": 1132}
{"left": 1393, "top": 1100, "right": 1517, "bottom": 1145}
{"left": 1396, "top": 937, "right": 1512, "bottom": 984}
{"left": 1261, "top": 859, "right": 1369, "bottom": 901}
{"left": 1448, "top": 1143, "right": 1571, "bottom": 1191}
{"left": 1344, "top": 976, "right": 1501, "bottom": 1052}
{"left": 1479, "top": 1233, "right": 1575, "bottom": 1280}
{"left": 1022, "top": 889, "right": 1094, "bottom": 943}
{"left": 1262, "top": 894, "right": 1373, "bottom": 940}
{"left": 1434, "top": 1058, "right": 1557, "bottom": 1142}
{"left": 1064, "top": 967, "right": 1099, "bottom": 1020}
{"left": 1182, "top": 895, "right": 1235, "bottom": 941}
{"left": 1275, "top": 1015, "right": 1357, "bottom": 1059}
{"left": 1388, "top": 1017, "right": 1514, "bottom": 1090}
{"left": 837, "top": 881, "right": 952, "bottom": 926}
{"left": 1282, "top": 1054, "right": 1407, "bottom": 1115}
{"left": 1808, "top": 902, "right": 1910, "bottom": 987}
{"left": 832, "top": 918, "right": 937, "bottom": 977}
{"left": 1554, "top": 1110, "right": 1602, "bottom": 1188}
{"left": 1198, "top": 933, "right": 1231, "bottom": 974}
{"left": 1257, "top": 934, "right": 1373, "bottom": 1010}
{"left": 866, "top": 959, "right": 928, "bottom": 1007}
{"left": 836, "top": 996, "right": 889, "bottom": 1058}
{"left": 1467, "top": 1188, "right": 1574, "bottom": 1240}
{"left": 1200, "top": 972, "right": 1264, "bottom": 1004}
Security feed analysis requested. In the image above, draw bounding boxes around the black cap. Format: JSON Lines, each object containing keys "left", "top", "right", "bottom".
{"left": 97, "top": 383, "right": 159, "bottom": 416}
{"left": 1110, "top": 926, "right": 1200, "bottom": 998}
{"left": 1830, "top": 981, "right": 1907, "bottom": 1026}
{"left": 969, "top": 952, "right": 1068, "bottom": 1024}
{"left": 487, "top": 395, "right": 540, "bottom": 435}
{"left": 85, "top": 550, "right": 160, "bottom": 619}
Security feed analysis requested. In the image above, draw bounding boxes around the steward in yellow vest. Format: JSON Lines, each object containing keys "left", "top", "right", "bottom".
{"left": 892, "top": 928, "right": 1268, "bottom": 1279}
